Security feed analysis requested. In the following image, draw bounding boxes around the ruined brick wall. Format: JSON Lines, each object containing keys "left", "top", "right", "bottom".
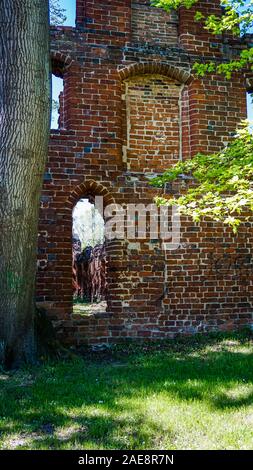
{"left": 36, "top": 0, "right": 252, "bottom": 346}
{"left": 122, "top": 74, "right": 181, "bottom": 171}
{"left": 131, "top": 0, "right": 178, "bottom": 45}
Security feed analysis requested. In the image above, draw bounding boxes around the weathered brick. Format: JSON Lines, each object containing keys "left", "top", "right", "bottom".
{"left": 37, "top": 0, "right": 253, "bottom": 346}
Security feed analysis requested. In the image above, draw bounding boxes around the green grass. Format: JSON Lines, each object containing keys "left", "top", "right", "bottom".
{"left": 1, "top": 330, "right": 253, "bottom": 450}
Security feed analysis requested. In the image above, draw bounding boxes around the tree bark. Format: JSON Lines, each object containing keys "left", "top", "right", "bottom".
{"left": 0, "top": 0, "right": 50, "bottom": 368}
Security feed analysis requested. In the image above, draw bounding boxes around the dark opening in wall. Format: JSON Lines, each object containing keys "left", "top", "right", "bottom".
{"left": 72, "top": 198, "right": 108, "bottom": 315}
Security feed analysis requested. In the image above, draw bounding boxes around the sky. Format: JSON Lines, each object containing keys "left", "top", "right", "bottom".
{"left": 247, "top": 94, "right": 253, "bottom": 121}
{"left": 73, "top": 199, "right": 104, "bottom": 246}
{"left": 60, "top": 0, "right": 76, "bottom": 26}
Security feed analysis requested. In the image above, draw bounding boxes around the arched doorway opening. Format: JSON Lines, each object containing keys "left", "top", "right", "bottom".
{"left": 72, "top": 197, "right": 107, "bottom": 315}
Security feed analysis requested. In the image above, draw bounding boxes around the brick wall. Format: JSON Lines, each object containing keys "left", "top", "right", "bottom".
{"left": 122, "top": 74, "right": 181, "bottom": 172}
{"left": 76, "top": 0, "right": 131, "bottom": 44}
{"left": 131, "top": 0, "right": 178, "bottom": 45}
{"left": 36, "top": 0, "right": 252, "bottom": 346}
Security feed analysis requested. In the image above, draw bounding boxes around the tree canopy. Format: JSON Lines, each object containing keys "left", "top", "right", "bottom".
{"left": 153, "top": 123, "right": 253, "bottom": 232}
{"left": 151, "top": 0, "right": 253, "bottom": 231}
{"left": 152, "top": 0, "right": 253, "bottom": 78}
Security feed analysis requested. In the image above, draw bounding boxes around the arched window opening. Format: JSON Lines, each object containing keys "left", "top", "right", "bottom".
{"left": 72, "top": 198, "right": 108, "bottom": 315}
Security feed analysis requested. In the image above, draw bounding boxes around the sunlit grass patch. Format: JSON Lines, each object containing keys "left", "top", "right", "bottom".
{"left": 0, "top": 330, "right": 253, "bottom": 450}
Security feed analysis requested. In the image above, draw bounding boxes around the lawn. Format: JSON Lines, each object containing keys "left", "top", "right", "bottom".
{"left": 0, "top": 331, "right": 253, "bottom": 450}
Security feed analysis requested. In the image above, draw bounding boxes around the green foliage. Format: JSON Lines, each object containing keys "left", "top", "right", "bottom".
{"left": 193, "top": 47, "right": 253, "bottom": 79}
{"left": 151, "top": 0, "right": 198, "bottom": 10}
{"left": 151, "top": 122, "right": 253, "bottom": 232}
{"left": 193, "top": 7, "right": 253, "bottom": 79}
{"left": 205, "top": 1, "right": 253, "bottom": 36}
{"left": 152, "top": 0, "right": 253, "bottom": 77}
{"left": 151, "top": 1, "right": 253, "bottom": 230}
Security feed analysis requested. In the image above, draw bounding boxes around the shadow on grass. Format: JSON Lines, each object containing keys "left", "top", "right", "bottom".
{"left": 0, "top": 331, "right": 253, "bottom": 449}
{"left": 213, "top": 390, "right": 253, "bottom": 410}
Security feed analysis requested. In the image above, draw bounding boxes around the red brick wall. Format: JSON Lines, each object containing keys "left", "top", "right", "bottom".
{"left": 122, "top": 74, "right": 181, "bottom": 172}
{"left": 131, "top": 0, "right": 178, "bottom": 45}
{"left": 36, "top": 0, "right": 252, "bottom": 346}
{"left": 179, "top": 0, "right": 223, "bottom": 51}
{"left": 76, "top": 0, "right": 131, "bottom": 44}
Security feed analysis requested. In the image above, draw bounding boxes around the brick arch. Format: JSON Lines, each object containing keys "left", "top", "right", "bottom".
{"left": 118, "top": 62, "right": 192, "bottom": 84}
{"left": 45, "top": 180, "right": 126, "bottom": 321}
{"left": 68, "top": 181, "right": 126, "bottom": 318}
{"left": 51, "top": 51, "right": 77, "bottom": 77}
{"left": 67, "top": 180, "right": 115, "bottom": 211}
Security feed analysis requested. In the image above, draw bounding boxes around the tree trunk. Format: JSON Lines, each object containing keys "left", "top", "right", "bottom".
{"left": 0, "top": 0, "right": 50, "bottom": 368}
